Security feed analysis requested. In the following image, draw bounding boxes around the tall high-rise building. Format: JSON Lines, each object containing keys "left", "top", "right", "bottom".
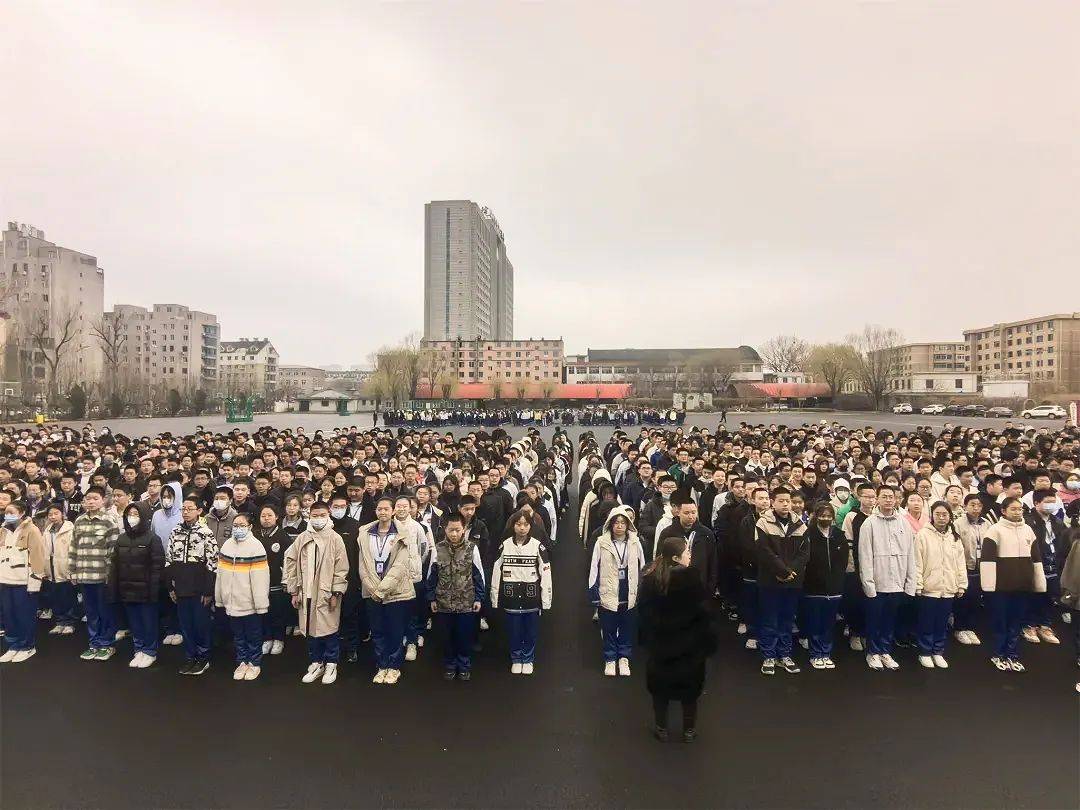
{"left": 424, "top": 200, "right": 514, "bottom": 341}
{"left": 1, "top": 222, "right": 104, "bottom": 388}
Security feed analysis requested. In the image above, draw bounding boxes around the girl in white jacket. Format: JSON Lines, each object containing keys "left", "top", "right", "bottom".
{"left": 914, "top": 501, "right": 967, "bottom": 669}
{"left": 491, "top": 513, "right": 552, "bottom": 675}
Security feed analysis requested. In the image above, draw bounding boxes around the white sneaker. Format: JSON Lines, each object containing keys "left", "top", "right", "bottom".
{"left": 798, "top": 638, "right": 809, "bottom": 650}
{"left": 244, "top": 665, "right": 260, "bottom": 680}
{"left": 919, "top": 655, "right": 934, "bottom": 669}
{"left": 59, "top": 625, "right": 75, "bottom": 635}
{"left": 164, "top": 634, "right": 183, "bottom": 646}
{"left": 261, "top": 640, "right": 272, "bottom": 655}
{"left": 479, "top": 618, "right": 490, "bottom": 631}
{"left": 744, "top": 638, "right": 758, "bottom": 650}
{"left": 114, "top": 629, "right": 130, "bottom": 641}
{"left": 302, "top": 663, "right": 325, "bottom": 683}
{"left": 954, "top": 630, "right": 972, "bottom": 645}
{"left": 426, "top": 618, "right": 432, "bottom": 630}
{"left": 850, "top": 636, "right": 864, "bottom": 652}
{"left": 234, "top": 663, "right": 250, "bottom": 680}
{"left": 373, "top": 668, "right": 387, "bottom": 684}
{"left": 618, "top": 657, "right": 631, "bottom": 676}
{"left": 271, "top": 640, "right": 285, "bottom": 655}
{"left": 881, "top": 654, "right": 900, "bottom": 670}
{"left": 417, "top": 636, "right": 425, "bottom": 648}
{"left": 933, "top": 655, "right": 949, "bottom": 669}
{"left": 521, "top": 662, "right": 534, "bottom": 675}
{"left": 129, "top": 653, "right": 146, "bottom": 668}
{"left": 321, "top": 663, "right": 338, "bottom": 685}
{"left": 10, "top": 649, "right": 35, "bottom": 663}
{"left": 0, "top": 649, "right": 17, "bottom": 663}
{"left": 511, "top": 662, "right": 523, "bottom": 674}
{"left": 49, "top": 625, "right": 63, "bottom": 635}
{"left": 405, "top": 644, "right": 417, "bottom": 662}
{"left": 811, "top": 658, "right": 826, "bottom": 669}
{"left": 137, "top": 654, "right": 156, "bottom": 668}
{"left": 822, "top": 657, "right": 836, "bottom": 669}
{"left": 604, "top": 661, "right": 617, "bottom": 677}
{"left": 967, "top": 632, "right": 981, "bottom": 645}
{"left": 866, "top": 654, "right": 884, "bottom": 670}
{"left": 737, "top": 623, "right": 747, "bottom": 635}
{"left": 384, "top": 668, "right": 401, "bottom": 684}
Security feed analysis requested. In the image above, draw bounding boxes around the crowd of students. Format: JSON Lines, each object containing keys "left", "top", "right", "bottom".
{"left": 575, "top": 417, "right": 1080, "bottom": 699}
{"left": 1, "top": 415, "right": 1079, "bottom": 715}
{"left": 381, "top": 406, "right": 686, "bottom": 428}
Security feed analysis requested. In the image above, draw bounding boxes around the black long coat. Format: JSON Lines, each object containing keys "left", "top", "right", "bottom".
{"left": 640, "top": 566, "right": 717, "bottom": 702}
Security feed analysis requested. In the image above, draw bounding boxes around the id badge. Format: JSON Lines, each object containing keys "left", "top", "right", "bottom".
{"left": 376, "top": 560, "right": 386, "bottom": 577}
{"left": 619, "top": 567, "right": 628, "bottom": 581}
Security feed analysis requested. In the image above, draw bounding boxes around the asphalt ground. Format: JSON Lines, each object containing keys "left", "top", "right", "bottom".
{"left": 2, "top": 416, "right": 1078, "bottom": 809}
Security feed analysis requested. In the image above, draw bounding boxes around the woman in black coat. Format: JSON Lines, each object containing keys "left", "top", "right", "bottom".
{"left": 111, "top": 501, "right": 165, "bottom": 669}
{"left": 640, "top": 534, "right": 717, "bottom": 743}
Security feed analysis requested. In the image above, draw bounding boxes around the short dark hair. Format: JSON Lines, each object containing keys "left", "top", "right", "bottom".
{"left": 444, "top": 511, "right": 464, "bottom": 527}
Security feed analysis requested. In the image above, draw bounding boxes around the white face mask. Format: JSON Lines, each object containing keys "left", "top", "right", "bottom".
{"left": 329, "top": 507, "right": 346, "bottom": 520}
{"left": 310, "top": 517, "right": 329, "bottom": 531}
{"left": 127, "top": 515, "right": 141, "bottom": 530}
{"left": 214, "top": 499, "right": 229, "bottom": 512}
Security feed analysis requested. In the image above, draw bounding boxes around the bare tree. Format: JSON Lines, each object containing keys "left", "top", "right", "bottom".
{"left": 807, "top": 343, "right": 860, "bottom": 404}
{"left": 92, "top": 312, "right": 128, "bottom": 413}
{"left": 29, "top": 304, "right": 81, "bottom": 409}
{"left": 540, "top": 379, "right": 557, "bottom": 401}
{"left": 759, "top": 335, "right": 809, "bottom": 374}
{"left": 846, "top": 325, "right": 903, "bottom": 411}
{"left": 711, "top": 360, "right": 737, "bottom": 397}
{"left": 513, "top": 379, "right": 528, "bottom": 401}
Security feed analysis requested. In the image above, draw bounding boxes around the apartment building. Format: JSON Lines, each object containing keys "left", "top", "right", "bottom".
{"left": 419, "top": 338, "right": 562, "bottom": 388}
{"left": 964, "top": 313, "right": 1080, "bottom": 390}
{"left": 219, "top": 339, "right": 280, "bottom": 396}
{"left": 107, "top": 303, "right": 219, "bottom": 391}
{"left": 278, "top": 364, "right": 327, "bottom": 395}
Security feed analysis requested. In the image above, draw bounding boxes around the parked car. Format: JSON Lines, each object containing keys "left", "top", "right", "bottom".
{"left": 942, "top": 404, "right": 962, "bottom": 415}
{"left": 892, "top": 403, "right": 913, "bottom": 414}
{"left": 920, "top": 404, "right": 946, "bottom": 415}
{"left": 987, "top": 406, "right": 1014, "bottom": 418}
{"left": 1021, "top": 404, "right": 1067, "bottom": 419}
{"left": 959, "top": 404, "right": 987, "bottom": 417}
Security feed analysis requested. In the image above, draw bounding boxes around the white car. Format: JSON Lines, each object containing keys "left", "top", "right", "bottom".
{"left": 920, "top": 404, "right": 946, "bottom": 415}
{"left": 1021, "top": 404, "right": 1067, "bottom": 419}
{"left": 892, "top": 403, "right": 913, "bottom": 414}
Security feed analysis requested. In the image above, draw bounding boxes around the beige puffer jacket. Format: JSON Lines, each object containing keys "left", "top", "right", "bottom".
{"left": 914, "top": 524, "right": 967, "bottom": 598}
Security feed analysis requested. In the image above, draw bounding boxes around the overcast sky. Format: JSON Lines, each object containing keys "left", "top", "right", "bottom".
{"left": 3, "top": 1, "right": 1077, "bottom": 366}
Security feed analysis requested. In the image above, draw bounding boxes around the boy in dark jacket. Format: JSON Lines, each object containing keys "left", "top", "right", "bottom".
{"left": 329, "top": 494, "right": 365, "bottom": 663}
{"left": 164, "top": 496, "right": 218, "bottom": 675}
{"left": 755, "top": 487, "right": 810, "bottom": 676}
{"left": 801, "top": 504, "right": 849, "bottom": 669}
{"left": 1022, "top": 489, "right": 1068, "bottom": 644}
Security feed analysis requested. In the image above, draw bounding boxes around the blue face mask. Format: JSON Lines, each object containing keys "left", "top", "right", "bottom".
{"left": 231, "top": 526, "right": 249, "bottom": 540}
{"left": 3, "top": 515, "right": 19, "bottom": 527}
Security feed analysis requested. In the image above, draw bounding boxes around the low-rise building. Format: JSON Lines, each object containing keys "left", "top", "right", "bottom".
{"left": 888, "top": 371, "right": 979, "bottom": 396}
{"left": 563, "top": 346, "right": 763, "bottom": 396}
{"left": 278, "top": 365, "right": 327, "bottom": 396}
{"left": 219, "top": 338, "right": 279, "bottom": 397}
{"left": 420, "top": 338, "right": 563, "bottom": 385}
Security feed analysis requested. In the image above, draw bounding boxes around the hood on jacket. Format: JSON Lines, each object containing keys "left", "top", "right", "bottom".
{"left": 590, "top": 468, "right": 612, "bottom": 492}
{"left": 161, "top": 482, "right": 183, "bottom": 516}
{"left": 603, "top": 504, "right": 638, "bottom": 534}
{"left": 123, "top": 500, "right": 153, "bottom": 537}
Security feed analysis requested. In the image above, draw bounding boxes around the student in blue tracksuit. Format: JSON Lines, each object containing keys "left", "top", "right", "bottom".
{"left": 491, "top": 513, "right": 553, "bottom": 674}
{"left": 426, "top": 513, "right": 485, "bottom": 681}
